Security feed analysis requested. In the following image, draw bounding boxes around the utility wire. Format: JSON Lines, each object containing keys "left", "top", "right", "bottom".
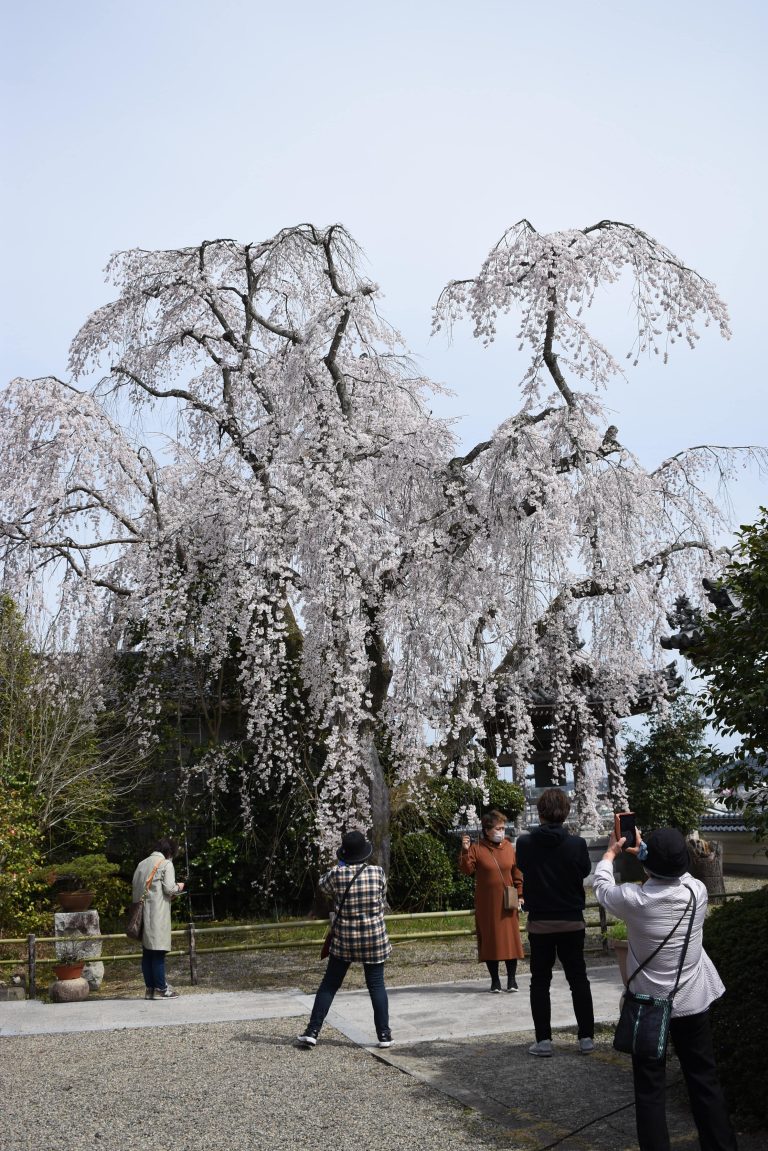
{"left": 533, "top": 1074, "right": 684, "bottom": 1151}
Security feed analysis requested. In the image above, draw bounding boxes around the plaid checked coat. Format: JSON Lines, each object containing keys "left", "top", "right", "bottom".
{"left": 319, "top": 863, "right": 392, "bottom": 964}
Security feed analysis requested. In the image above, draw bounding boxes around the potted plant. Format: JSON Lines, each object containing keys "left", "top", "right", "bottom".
{"left": 41, "top": 854, "right": 121, "bottom": 911}
{"left": 53, "top": 937, "right": 87, "bottom": 981}
{"left": 607, "top": 920, "right": 629, "bottom": 985}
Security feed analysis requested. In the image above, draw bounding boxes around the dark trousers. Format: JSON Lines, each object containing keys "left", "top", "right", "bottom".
{"left": 632, "top": 1010, "right": 737, "bottom": 1151}
{"left": 308, "top": 955, "right": 389, "bottom": 1038}
{"left": 528, "top": 929, "right": 594, "bottom": 1041}
{"left": 141, "top": 947, "right": 167, "bottom": 990}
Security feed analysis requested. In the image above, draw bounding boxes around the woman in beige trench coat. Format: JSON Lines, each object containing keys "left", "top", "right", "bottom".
{"left": 460, "top": 809, "right": 524, "bottom": 991}
{"left": 132, "top": 838, "right": 185, "bottom": 999}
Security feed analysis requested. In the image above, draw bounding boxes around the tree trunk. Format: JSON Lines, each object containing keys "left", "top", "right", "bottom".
{"left": 602, "top": 716, "right": 628, "bottom": 810}
{"left": 367, "top": 738, "right": 391, "bottom": 876}
{"left": 686, "top": 836, "right": 726, "bottom": 901}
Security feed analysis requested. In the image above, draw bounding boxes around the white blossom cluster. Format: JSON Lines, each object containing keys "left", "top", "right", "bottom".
{"left": 0, "top": 220, "right": 762, "bottom": 850}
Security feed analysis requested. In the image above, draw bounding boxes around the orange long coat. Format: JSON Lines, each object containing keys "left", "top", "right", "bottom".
{"left": 459, "top": 837, "right": 524, "bottom": 961}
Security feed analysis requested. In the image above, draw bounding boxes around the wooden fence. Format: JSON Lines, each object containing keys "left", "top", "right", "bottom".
{"left": 4, "top": 890, "right": 748, "bottom": 1000}
{"left": 1, "top": 903, "right": 623, "bottom": 1000}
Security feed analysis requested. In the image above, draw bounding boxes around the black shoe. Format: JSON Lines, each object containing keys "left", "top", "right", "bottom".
{"left": 378, "top": 1030, "right": 393, "bottom": 1048}
{"left": 296, "top": 1028, "right": 319, "bottom": 1047}
{"left": 489, "top": 981, "right": 502, "bottom": 993}
{"left": 506, "top": 978, "right": 519, "bottom": 992}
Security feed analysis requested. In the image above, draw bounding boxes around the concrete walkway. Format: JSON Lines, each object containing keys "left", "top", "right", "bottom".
{"left": 0, "top": 965, "right": 624, "bottom": 1043}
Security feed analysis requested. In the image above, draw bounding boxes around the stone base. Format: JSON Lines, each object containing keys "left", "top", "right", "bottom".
{"left": 83, "top": 961, "right": 105, "bottom": 990}
{"left": 0, "top": 986, "right": 26, "bottom": 1001}
{"left": 50, "top": 976, "right": 90, "bottom": 1003}
{"left": 54, "top": 910, "right": 102, "bottom": 961}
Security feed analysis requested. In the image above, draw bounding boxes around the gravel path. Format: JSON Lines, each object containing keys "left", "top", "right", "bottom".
{"left": 1, "top": 1017, "right": 513, "bottom": 1151}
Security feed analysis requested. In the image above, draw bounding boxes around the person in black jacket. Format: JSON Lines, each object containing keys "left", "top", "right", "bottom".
{"left": 515, "top": 788, "right": 595, "bottom": 1056}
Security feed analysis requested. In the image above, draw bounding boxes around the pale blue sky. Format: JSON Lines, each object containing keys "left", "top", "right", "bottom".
{"left": 3, "top": 0, "right": 766, "bottom": 526}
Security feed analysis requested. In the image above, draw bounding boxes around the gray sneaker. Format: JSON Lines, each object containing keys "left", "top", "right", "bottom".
{"left": 579, "top": 1037, "right": 595, "bottom": 1054}
{"left": 156, "top": 986, "right": 179, "bottom": 999}
{"left": 528, "top": 1039, "right": 554, "bottom": 1057}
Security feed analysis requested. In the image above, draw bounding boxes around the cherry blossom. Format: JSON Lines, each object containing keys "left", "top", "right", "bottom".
{"left": 0, "top": 220, "right": 763, "bottom": 859}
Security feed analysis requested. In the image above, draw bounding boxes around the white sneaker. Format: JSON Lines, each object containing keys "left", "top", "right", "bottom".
{"left": 579, "top": 1037, "right": 595, "bottom": 1054}
{"left": 156, "top": 986, "right": 179, "bottom": 999}
{"left": 528, "top": 1039, "right": 554, "bottom": 1057}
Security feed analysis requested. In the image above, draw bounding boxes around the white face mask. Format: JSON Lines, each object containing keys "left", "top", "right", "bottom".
{"left": 488, "top": 829, "right": 504, "bottom": 843}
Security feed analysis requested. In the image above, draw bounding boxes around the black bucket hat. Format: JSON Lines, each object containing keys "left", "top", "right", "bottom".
{"left": 645, "top": 828, "right": 689, "bottom": 878}
{"left": 337, "top": 830, "right": 373, "bottom": 864}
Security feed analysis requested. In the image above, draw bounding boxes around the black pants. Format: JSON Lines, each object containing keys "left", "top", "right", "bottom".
{"left": 485, "top": 960, "right": 517, "bottom": 985}
{"left": 528, "top": 929, "right": 594, "bottom": 1041}
{"left": 632, "top": 1010, "right": 737, "bottom": 1151}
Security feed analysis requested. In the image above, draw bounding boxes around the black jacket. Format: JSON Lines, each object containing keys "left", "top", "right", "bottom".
{"left": 515, "top": 823, "right": 591, "bottom": 922}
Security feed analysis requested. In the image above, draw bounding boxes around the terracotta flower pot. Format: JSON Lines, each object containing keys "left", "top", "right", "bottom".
{"left": 57, "top": 891, "right": 94, "bottom": 912}
{"left": 53, "top": 962, "right": 85, "bottom": 981}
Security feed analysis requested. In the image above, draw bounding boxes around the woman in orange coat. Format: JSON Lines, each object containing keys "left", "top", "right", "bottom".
{"left": 460, "top": 809, "right": 524, "bottom": 991}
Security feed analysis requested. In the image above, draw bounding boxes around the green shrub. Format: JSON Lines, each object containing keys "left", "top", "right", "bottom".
{"left": 90, "top": 875, "right": 132, "bottom": 928}
{"left": 389, "top": 831, "right": 455, "bottom": 912}
{"left": 0, "top": 781, "right": 46, "bottom": 935}
{"left": 428, "top": 775, "right": 525, "bottom": 830}
{"left": 703, "top": 885, "right": 768, "bottom": 1128}
{"left": 448, "top": 868, "right": 476, "bottom": 911}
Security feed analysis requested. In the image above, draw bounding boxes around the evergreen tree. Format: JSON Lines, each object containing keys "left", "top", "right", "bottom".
{"left": 623, "top": 697, "right": 715, "bottom": 835}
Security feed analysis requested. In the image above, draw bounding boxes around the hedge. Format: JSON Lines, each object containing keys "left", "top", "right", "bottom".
{"left": 703, "top": 885, "right": 768, "bottom": 1129}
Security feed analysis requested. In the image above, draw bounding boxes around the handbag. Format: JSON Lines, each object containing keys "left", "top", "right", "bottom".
{"left": 503, "top": 885, "right": 519, "bottom": 911}
{"left": 319, "top": 864, "right": 367, "bottom": 959}
{"left": 125, "top": 858, "right": 165, "bottom": 941}
{"left": 484, "top": 840, "right": 520, "bottom": 911}
{"left": 613, "top": 886, "right": 696, "bottom": 1063}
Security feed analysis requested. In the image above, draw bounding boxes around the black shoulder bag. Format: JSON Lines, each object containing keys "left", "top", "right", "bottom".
{"left": 320, "top": 864, "right": 367, "bottom": 959}
{"left": 613, "top": 885, "right": 696, "bottom": 1064}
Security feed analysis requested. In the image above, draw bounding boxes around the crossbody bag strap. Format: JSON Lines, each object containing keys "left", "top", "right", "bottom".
{"left": 482, "top": 840, "right": 510, "bottom": 884}
{"left": 331, "top": 863, "right": 367, "bottom": 928}
{"left": 141, "top": 859, "right": 165, "bottom": 905}
{"left": 669, "top": 886, "right": 697, "bottom": 999}
{"left": 627, "top": 886, "right": 695, "bottom": 993}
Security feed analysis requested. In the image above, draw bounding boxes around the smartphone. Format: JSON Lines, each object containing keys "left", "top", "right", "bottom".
{"left": 614, "top": 811, "right": 637, "bottom": 850}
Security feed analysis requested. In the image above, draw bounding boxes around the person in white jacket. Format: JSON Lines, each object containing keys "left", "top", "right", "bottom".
{"left": 132, "top": 838, "right": 185, "bottom": 1000}
{"left": 593, "top": 827, "right": 736, "bottom": 1151}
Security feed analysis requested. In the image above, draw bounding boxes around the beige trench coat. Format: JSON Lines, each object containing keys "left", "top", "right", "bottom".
{"left": 131, "top": 851, "right": 180, "bottom": 951}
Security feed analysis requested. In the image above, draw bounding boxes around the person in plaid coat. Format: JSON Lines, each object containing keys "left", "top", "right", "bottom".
{"left": 297, "top": 831, "right": 392, "bottom": 1049}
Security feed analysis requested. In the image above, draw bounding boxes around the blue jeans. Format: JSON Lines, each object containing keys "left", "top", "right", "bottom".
{"left": 141, "top": 948, "right": 168, "bottom": 991}
{"left": 308, "top": 955, "right": 389, "bottom": 1038}
{"left": 528, "top": 929, "right": 594, "bottom": 1041}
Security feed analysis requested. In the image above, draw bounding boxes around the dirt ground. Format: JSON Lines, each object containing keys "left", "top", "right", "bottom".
{"left": 90, "top": 874, "right": 765, "bottom": 1000}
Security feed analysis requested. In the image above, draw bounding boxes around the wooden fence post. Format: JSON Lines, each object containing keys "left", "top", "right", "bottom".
{"left": 187, "top": 921, "right": 198, "bottom": 986}
{"left": 27, "top": 934, "right": 36, "bottom": 1000}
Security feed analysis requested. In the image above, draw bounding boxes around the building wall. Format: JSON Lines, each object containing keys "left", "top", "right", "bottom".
{"left": 718, "top": 832, "right": 768, "bottom": 877}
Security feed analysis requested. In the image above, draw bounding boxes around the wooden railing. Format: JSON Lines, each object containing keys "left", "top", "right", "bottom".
{"left": 0, "top": 893, "right": 743, "bottom": 999}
